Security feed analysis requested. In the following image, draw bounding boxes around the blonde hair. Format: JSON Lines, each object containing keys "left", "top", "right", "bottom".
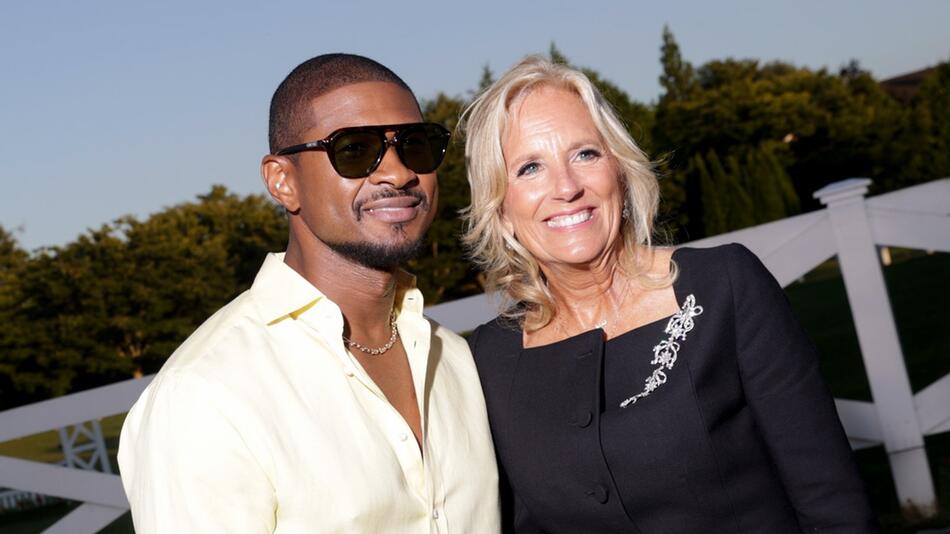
{"left": 460, "top": 55, "right": 670, "bottom": 331}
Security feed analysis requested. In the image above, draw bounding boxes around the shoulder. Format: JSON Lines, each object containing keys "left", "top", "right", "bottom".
{"left": 120, "top": 366, "right": 242, "bottom": 469}
{"left": 469, "top": 316, "right": 522, "bottom": 356}
{"left": 126, "top": 291, "right": 275, "bottom": 430}
{"left": 673, "top": 242, "right": 758, "bottom": 269}
{"left": 467, "top": 317, "right": 523, "bottom": 386}
{"left": 674, "top": 242, "right": 771, "bottom": 286}
{"left": 158, "top": 289, "right": 268, "bottom": 375}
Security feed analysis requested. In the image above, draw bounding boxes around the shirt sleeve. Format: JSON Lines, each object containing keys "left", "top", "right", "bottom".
{"left": 118, "top": 370, "right": 276, "bottom": 534}
{"left": 726, "top": 244, "right": 878, "bottom": 532}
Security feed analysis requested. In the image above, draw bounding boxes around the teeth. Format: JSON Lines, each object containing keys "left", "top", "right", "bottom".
{"left": 546, "top": 210, "right": 592, "bottom": 228}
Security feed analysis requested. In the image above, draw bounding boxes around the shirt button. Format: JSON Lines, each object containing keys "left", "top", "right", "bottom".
{"left": 572, "top": 410, "right": 592, "bottom": 428}
{"left": 432, "top": 509, "right": 439, "bottom": 519}
{"left": 399, "top": 432, "right": 409, "bottom": 442}
{"left": 586, "top": 484, "right": 609, "bottom": 504}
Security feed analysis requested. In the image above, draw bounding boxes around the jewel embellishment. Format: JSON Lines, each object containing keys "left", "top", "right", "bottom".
{"left": 619, "top": 294, "right": 703, "bottom": 408}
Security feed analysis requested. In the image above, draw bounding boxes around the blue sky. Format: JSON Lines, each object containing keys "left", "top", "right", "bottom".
{"left": 2, "top": 0, "right": 948, "bottom": 250}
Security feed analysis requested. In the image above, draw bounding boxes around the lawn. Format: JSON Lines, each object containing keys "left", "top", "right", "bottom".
{"left": 1, "top": 249, "right": 947, "bottom": 533}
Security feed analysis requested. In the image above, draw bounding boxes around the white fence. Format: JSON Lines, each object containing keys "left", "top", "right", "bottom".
{"left": 0, "top": 177, "right": 947, "bottom": 532}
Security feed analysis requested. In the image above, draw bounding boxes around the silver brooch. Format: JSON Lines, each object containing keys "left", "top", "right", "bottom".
{"left": 620, "top": 294, "right": 703, "bottom": 408}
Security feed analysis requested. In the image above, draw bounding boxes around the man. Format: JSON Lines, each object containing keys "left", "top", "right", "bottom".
{"left": 118, "top": 54, "right": 500, "bottom": 533}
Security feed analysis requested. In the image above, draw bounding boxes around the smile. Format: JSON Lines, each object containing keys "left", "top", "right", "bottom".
{"left": 545, "top": 209, "right": 593, "bottom": 229}
{"left": 360, "top": 195, "right": 424, "bottom": 224}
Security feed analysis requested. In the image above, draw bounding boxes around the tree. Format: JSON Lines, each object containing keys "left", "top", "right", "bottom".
{"left": 738, "top": 142, "right": 800, "bottom": 225}
{"left": 892, "top": 62, "right": 950, "bottom": 189}
{"left": 653, "top": 44, "right": 925, "bottom": 228}
{"left": 581, "top": 68, "right": 656, "bottom": 154}
{"left": 711, "top": 150, "right": 755, "bottom": 232}
{"left": 477, "top": 64, "right": 494, "bottom": 92}
{"left": 658, "top": 26, "right": 697, "bottom": 104}
{"left": 0, "top": 227, "right": 31, "bottom": 408}
{"left": 692, "top": 154, "right": 725, "bottom": 236}
{"left": 416, "top": 93, "right": 483, "bottom": 303}
{"left": 549, "top": 42, "right": 569, "bottom": 65}
{"left": 785, "top": 63, "right": 909, "bottom": 203}
{"left": 0, "top": 188, "right": 288, "bottom": 408}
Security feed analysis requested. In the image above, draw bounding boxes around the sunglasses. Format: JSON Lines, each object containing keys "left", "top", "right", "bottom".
{"left": 274, "top": 122, "right": 451, "bottom": 179}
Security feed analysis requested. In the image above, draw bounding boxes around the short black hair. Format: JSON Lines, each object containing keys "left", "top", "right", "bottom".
{"left": 268, "top": 53, "right": 415, "bottom": 154}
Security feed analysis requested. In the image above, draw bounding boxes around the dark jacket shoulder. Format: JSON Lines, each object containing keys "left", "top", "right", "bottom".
{"left": 470, "top": 315, "right": 521, "bottom": 352}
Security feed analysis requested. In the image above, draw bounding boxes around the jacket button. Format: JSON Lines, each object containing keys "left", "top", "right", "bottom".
{"left": 572, "top": 410, "right": 592, "bottom": 428}
{"left": 586, "top": 484, "right": 609, "bottom": 503}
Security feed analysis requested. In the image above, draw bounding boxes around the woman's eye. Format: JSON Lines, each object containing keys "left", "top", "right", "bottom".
{"left": 577, "top": 148, "right": 601, "bottom": 161}
{"left": 516, "top": 162, "right": 540, "bottom": 177}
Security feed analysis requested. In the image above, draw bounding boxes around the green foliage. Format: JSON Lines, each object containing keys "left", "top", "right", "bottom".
{"left": 685, "top": 141, "right": 801, "bottom": 236}
{"left": 415, "top": 94, "right": 483, "bottom": 303}
{"left": 0, "top": 190, "right": 286, "bottom": 408}
{"left": 548, "top": 42, "right": 569, "bottom": 65}
{"left": 893, "top": 62, "right": 950, "bottom": 189}
{"left": 744, "top": 142, "right": 800, "bottom": 220}
{"left": 710, "top": 150, "right": 756, "bottom": 231}
{"left": 0, "top": 227, "right": 29, "bottom": 407}
{"left": 581, "top": 68, "right": 656, "bottom": 153}
{"left": 654, "top": 28, "right": 946, "bottom": 236}
{"left": 478, "top": 64, "right": 494, "bottom": 92}
{"left": 691, "top": 154, "right": 724, "bottom": 236}
{"left": 659, "top": 25, "right": 697, "bottom": 103}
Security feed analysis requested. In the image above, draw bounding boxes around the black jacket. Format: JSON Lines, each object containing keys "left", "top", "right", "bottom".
{"left": 469, "top": 244, "right": 877, "bottom": 533}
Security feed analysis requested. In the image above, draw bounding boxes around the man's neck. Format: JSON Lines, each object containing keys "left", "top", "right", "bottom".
{"left": 283, "top": 231, "right": 398, "bottom": 339}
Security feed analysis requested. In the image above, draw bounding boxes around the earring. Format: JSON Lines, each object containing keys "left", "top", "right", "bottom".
{"left": 622, "top": 199, "right": 631, "bottom": 220}
{"left": 274, "top": 178, "right": 285, "bottom": 191}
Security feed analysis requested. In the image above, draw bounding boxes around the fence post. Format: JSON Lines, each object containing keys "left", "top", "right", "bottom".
{"left": 814, "top": 178, "right": 937, "bottom": 516}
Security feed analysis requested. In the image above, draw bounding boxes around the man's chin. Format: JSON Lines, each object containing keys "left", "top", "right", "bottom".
{"left": 326, "top": 238, "right": 424, "bottom": 271}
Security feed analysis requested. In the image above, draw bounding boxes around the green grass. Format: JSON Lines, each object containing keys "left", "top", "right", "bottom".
{"left": 1, "top": 250, "right": 948, "bottom": 532}
{"left": 0, "top": 413, "right": 126, "bottom": 465}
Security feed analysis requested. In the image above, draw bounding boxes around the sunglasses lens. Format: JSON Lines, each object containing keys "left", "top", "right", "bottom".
{"left": 399, "top": 124, "right": 449, "bottom": 174}
{"left": 331, "top": 131, "right": 385, "bottom": 178}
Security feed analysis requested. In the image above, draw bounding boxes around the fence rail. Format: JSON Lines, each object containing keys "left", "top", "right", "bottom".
{"left": 1, "top": 177, "right": 947, "bottom": 532}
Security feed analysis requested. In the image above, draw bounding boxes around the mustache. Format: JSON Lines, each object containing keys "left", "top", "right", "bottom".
{"left": 353, "top": 188, "right": 430, "bottom": 219}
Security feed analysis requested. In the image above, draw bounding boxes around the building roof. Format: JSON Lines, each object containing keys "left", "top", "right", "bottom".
{"left": 880, "top": 67, "right": 938, "bottom": 103}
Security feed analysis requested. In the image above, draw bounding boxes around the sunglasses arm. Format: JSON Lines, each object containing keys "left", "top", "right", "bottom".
{"left": 274, "top": 140, "right": 329, "bottom": 156}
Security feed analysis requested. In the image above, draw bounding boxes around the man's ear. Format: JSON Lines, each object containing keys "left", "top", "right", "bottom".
{"left": 261, "top": 155, "right": 301, "bottom": 213}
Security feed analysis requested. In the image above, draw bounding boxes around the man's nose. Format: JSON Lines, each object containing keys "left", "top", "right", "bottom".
{"left": 368, "top": 138, "right": 417, "bottom": 189}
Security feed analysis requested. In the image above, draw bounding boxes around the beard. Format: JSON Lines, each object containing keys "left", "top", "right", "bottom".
{"left": 326, "top": 236, "right": 425, "bottom": 271}
{"left": 324, "top": 188, "right": 431, "bottom": 270}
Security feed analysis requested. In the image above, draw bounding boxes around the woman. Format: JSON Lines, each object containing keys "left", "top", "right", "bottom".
{"left": 461, "top": 56, "right": 876, "bottom": 533}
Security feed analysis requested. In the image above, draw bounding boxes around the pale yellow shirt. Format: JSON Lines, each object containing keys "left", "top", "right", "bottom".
{"left": 118, "top": 253, "right": 500, "bottom": 533}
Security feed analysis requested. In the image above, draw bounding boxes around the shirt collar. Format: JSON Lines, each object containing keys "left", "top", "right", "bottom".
{"left": 250, "top": 252, "right": 425, "bottom": 326}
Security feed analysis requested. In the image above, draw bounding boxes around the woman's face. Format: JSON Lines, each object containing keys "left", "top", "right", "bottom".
{"left": 501, "top": 85, "right": 625, "bottom": 271}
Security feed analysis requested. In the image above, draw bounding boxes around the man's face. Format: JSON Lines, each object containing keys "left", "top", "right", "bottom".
{"left": 286, "top": 81, "right": 438, "bottom": 270}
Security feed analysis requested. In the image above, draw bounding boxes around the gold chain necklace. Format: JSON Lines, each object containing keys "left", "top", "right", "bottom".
{"left": 342, "top": 309, "right": 400, "bottom": 356}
